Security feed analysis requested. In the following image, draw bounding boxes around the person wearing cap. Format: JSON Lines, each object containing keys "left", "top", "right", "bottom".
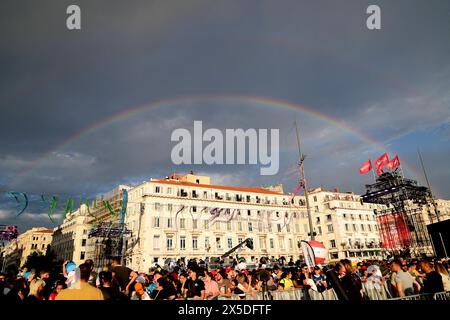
{"left": 63, "top": 261, "right": 77, "bottom": 289}
{"left": 312, "top": 266, "right": 327, "bottom": 292}
{"left": 132, "top": 276, "right": 150, "bottom": 300}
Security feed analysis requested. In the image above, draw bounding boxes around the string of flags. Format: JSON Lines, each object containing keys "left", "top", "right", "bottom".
{"left": 359, "top": 153, "right": 401, "bottom": 175}
{"left": 1, "top": 189, "right": 303, "bottom": 230}
{"left": 1, "top": 190, "right": 129, "bottom": 224}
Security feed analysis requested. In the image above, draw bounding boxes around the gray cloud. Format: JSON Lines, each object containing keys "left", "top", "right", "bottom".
{"left": 1, "top": 0, "right": 449, "bottom": 232}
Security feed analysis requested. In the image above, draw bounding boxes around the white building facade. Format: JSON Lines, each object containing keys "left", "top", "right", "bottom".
{"left": 123, "top": 174, "right": 307, "bottom": 272}
{"left": 293, "top": 188, "right": 385, "bottom": 261}
{"left": 49, "top": 173, "right": 450, "bottom": 270}
{"left": 51, "top": 205, "right": 91, "bottom": 266}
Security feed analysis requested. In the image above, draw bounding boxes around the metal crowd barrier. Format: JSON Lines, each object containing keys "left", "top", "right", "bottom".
{"left": 219, "top": 288, "right": 341, "bottom": 300}
{"left": 385, "top": 291, "right": 450, "bottom": 301}
{"left": 388, "top": 294, "right": 426, "bottom": 301}
{"left": 307, "top": 288, "right": 339, "bottom": 300}
{"left": 218, "top": 285, "right": 450, "bottom": 301}
{"left": 433, "top": 292, "right": 450, "bottom": 300}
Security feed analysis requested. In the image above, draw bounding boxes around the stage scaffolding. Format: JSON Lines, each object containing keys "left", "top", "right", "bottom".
{"left": 361, "top": 170, "right": 437, "bottom": 257}
{"left": 88, "top": 223, "right": 131, "bottom": 270}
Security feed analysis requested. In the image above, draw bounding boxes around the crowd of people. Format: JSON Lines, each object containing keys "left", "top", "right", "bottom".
{"left": 0, "top": 256, "right": 449, "bottom": 301}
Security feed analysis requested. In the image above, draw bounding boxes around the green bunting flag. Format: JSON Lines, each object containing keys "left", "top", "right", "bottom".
{"left": 8, "top": 192, "right": 28, "bottom": 217}
{"left": 103, "top": 200, "right": 116, "bottom": 216}
{"left": 41, "top": 195, "right": 58, "bottom": 223}
{"left": 64, "top": 197, "right": 75, "bottom": 217}
{"left": 48, "top": 196, "right": 58, "bottom": 223}
{"left": 85, "top": 198, "right": 100, "bottom": 224}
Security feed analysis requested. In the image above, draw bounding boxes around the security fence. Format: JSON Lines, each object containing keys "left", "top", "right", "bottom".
{"left": 218, "top": 288, "right": 338, "bottom": 300}
{"left": 218, "top": 287, "right": 450, "bottom": 301}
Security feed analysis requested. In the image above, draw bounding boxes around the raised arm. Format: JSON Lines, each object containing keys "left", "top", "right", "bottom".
{"left": 62, "top": 260, "right": 69, "bottom": 278}
{"left": 125, "top": 271, "right": 138, "bottom": 295}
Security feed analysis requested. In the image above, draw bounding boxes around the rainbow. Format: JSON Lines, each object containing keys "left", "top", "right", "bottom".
{"left": 13, "top": 95, "right": 422, "bottom": 187}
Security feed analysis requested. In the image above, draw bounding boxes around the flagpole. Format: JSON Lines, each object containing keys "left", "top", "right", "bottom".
{"left": 371, "top": 167, "right": 376, "bottom": 182}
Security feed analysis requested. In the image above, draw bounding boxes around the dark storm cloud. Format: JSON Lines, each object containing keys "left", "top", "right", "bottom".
{"left": 1, "top": 0, "right": 449, "bottom": 231}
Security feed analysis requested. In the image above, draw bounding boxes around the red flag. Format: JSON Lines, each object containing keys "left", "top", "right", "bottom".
{"left": 386, "top": 155, "right": 401, "bottom": 170}
{"left": 358, "top": 159, "right": 372, "bottom": 174}
{"left": 375, "top": 153, "right": 389, "bottom": 174}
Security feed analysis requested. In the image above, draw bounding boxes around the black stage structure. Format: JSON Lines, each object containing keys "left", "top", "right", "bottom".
{"left": 427, "top": 219, "right": 450, "bottom": 259}
{"left": 88, "top": 223, "right": 131, "bottom": 269}
{"left": 361, "top": 169, "right": 439, "bottom": 258}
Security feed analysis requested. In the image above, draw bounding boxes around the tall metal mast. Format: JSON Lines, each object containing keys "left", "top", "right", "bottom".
{"left": 294, "top": 121, "right": 315, "bottom": 240}
{"left": 418, "top": 148, "right": 440, "bottom": 222}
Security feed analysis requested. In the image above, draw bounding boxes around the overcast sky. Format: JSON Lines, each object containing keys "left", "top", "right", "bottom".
{"left": 1, "top": 0, "right": 449, "bottom": 232}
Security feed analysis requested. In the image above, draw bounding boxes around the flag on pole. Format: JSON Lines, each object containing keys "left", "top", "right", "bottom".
{"left": 375, "top": 153, "right": 389, "bottom": 174}
{"left": 308, "top": 240, "right": 328, "bottom": 264}
{"left": 358, "top": 159, "right": 372, "bottom": 174}
{"left": 386, "top": 155, "right": 401, "bottom": 171}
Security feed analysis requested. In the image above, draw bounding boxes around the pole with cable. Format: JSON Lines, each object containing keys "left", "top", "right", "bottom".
{"left": 294, "top": 120, "right": 315, "bottom": 241}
